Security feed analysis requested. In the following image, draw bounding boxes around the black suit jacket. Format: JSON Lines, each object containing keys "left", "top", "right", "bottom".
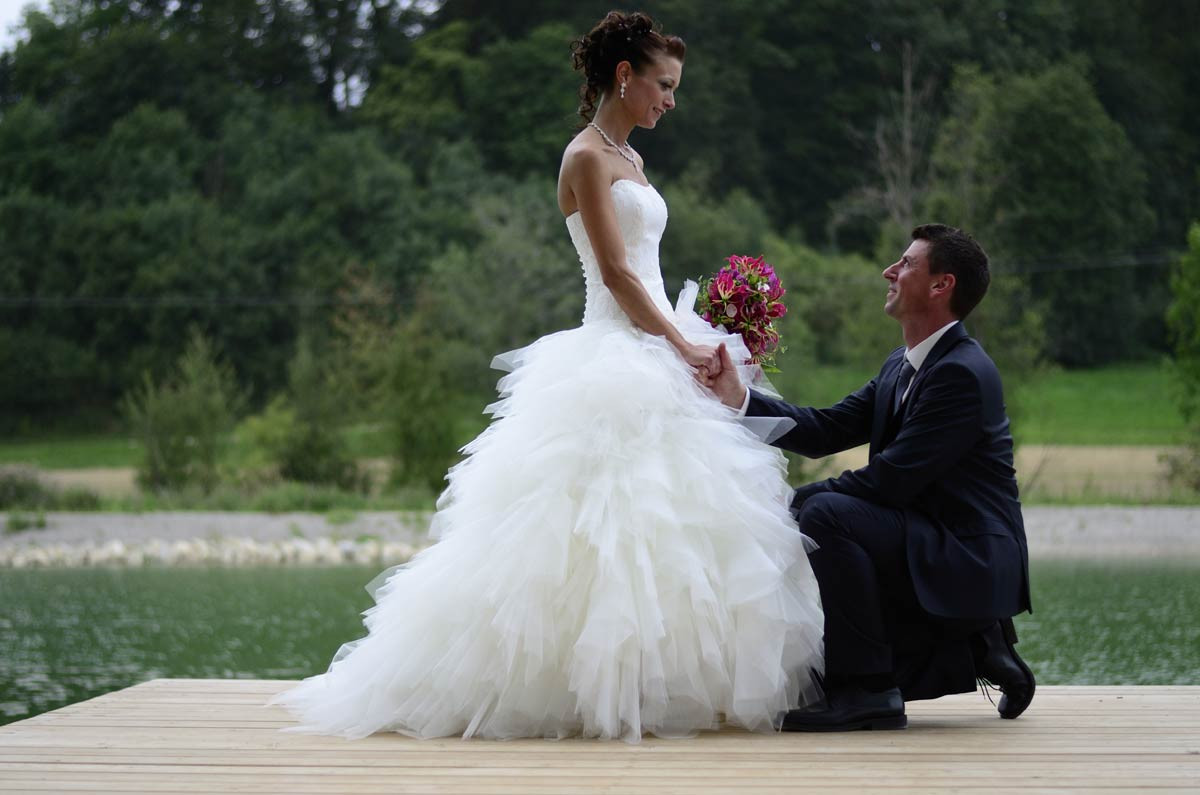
{"left": 747, "top": 322, "right": 1031, "bottom": 620}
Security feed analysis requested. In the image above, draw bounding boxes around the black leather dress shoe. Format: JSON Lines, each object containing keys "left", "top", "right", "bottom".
{"left": 976, "top": 618, "right": 1035, "bottom": 719}
{"left": 780, "top": 685, "right": 906, "bottom": 732}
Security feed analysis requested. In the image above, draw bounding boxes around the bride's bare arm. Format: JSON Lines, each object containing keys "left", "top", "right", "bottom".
{"left": 564, "top": 148, "right": 719, "bottom": 372}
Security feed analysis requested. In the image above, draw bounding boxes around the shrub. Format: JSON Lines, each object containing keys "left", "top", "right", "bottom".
{"left": 328, "top": 267, "right": 460, "bottom": 496}
{"left": 245, "top": 482, "right": 371, "bottom": 513}
{"left": 0, "top": 466, "right": 51, "bottom": 509}
{"left": 0, "top": 466, "right": 103, "bottom": 510}
{"left": 122, "top": 329, "right": 244, "bottom": 493}
{"left": 95, "top": 480, "right": 406, "bottom": 512}
{"left": 240, "top": 337, "right": 363, "bottom": 490}
{"left": 54, "top": 487, "right": 103, "bottom": 511}
{"left": 1166, "top": 222, "right": 1200, "bottom": 489}
{"left": 385, "top": 300, "right": 459, "bottom": 495}
{"left": 5, "top": 511, "right": 46, "bottom": 534}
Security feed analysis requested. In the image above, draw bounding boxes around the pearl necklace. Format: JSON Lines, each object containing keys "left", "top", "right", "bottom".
{"left": 588, "top": 121, "right": 639, "bottom": 170}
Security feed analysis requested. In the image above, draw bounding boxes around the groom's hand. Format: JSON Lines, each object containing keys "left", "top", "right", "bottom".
{"left": 697, "top": 343, "right": 747, "bottom": 410}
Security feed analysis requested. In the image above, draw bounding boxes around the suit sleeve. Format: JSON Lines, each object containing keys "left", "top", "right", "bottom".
{"left": 746, "top": 378, "right": 876, "bottom": 459}
{"left": 803, "top": 361, "right": 984, "bottom": 509}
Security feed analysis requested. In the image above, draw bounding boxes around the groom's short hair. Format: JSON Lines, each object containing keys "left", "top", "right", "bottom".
{"left": 912, "top": 224, "right": 990, "bottom": 319}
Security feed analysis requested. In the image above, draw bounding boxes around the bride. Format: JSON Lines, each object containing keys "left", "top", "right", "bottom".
{"left": 270, "top": 10, "right": 824, "bottom": 742}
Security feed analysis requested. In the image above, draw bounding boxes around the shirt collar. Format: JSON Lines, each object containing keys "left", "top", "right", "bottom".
{"left": 905, "top": 320, "right": 959, "bottom": 373}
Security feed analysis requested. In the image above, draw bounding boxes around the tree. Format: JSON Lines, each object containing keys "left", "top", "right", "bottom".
{"left": 830, "top": 40, "right": 937, "bottom": 257}
{"left": 763, "top": 235, "right": 895, "bottom": 372}
{"left": 1062, "top": 0, "right": 1200, "bottom": 258}
{"left": 358, "top": 21, "right": 476, "bottom": 161}
{"left": 421, "top": 175, "right": 580, "bottom": 395}
{"left": 926, "top": 62, "right": 1153, "bottom": 366}
{"left": 93, "top": 104, "right": 202, "bottom": 204}
{"left": 659, "top": 176, "right": 774, "bottom": 289}
{"left": 2, "top": 0, "right": 1198, "bottom": 436}
{"left": 462, "top": 23, "right": 579, "bottom": 177}
{"left": 1165, "top": 223, "right": 1200, "bottom": 489}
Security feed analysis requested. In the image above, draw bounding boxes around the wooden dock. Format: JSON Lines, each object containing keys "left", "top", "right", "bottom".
{"left": 2, "top": 679, "right": 1198, "bottom": 792}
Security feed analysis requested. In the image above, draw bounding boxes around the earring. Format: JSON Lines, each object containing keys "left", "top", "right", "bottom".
{"left": 620, "top": 82, "right": 626, "bottom": 99}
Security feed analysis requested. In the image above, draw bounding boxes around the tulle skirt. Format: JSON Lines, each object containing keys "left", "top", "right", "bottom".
{"left": 269, "top": 284, "right": 824, "bottom": 742}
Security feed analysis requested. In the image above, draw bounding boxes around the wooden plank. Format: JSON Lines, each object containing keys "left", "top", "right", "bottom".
{"left": 1, "top": 760, "right": 1197, "bottom": 778}
{"left": 1, "top": 772, "right": 1198, "bottom": 792}
{"left": 17, "top": 703, "right": 1200, "bottom": 720}
{"left": 3, "top": 728, "right": 1199, "bottom": 750}
{"left": 1, "top": 680, "right": 1198, "bottom": 793}
{"left": 2, "top": 727, "right": 1196, "bottom": 751}
{"left": 1, "top": 751, "right": 1195, "bottom": 765}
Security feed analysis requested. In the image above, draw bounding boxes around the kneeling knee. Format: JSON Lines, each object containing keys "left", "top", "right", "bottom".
{"left": 795, "top": 491, "right": 854, "bottom": 540}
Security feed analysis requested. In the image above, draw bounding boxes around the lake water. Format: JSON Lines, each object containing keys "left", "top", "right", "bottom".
{"left": 2, "top": 560, "right": 1198, "bottom": 725}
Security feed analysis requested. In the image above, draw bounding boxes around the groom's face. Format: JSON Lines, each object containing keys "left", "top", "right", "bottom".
{"left": 883, "top": 239, "right": 933, "bottom": 320}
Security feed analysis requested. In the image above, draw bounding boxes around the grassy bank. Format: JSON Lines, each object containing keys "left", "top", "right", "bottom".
{"left": 1013, "top": 361, "right": 1184, "bottom": 445}
{"left": 0, "top": 361, "right": 1193, "bottom": 510}
{"left": 1, "top": 361, "right": 1184, "bottom": 470}
{"left": 0, "top": 423, "right": 399, "bottom": 471}
{"left": 782, "top": 360, "right": 1185, "bottom": 446}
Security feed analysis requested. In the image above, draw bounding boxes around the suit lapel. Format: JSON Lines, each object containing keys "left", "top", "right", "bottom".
{"left": 903, "top": 322, "right": 968, "bottom": 406}
{"left": 871, "top": 350, "right": 907, "bottom": 455}
{"left": 871, "top": 324, "right": 970, "bottom": 454}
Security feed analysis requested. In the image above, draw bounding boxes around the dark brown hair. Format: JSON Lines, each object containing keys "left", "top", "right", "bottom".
{"left": 570, "top": 11, "right": 686, "bottom": 123}
{"left": 912, "top": 223, "right": 991, "bottom": 319}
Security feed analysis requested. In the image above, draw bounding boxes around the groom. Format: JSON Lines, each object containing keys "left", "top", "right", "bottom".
{"left": 701, "top": 224, "right": 1034, "bottom": 731}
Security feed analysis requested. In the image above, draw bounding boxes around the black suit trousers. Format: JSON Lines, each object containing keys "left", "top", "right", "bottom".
{"left": 797, "top": 492, "right": 990, "bottom": 701}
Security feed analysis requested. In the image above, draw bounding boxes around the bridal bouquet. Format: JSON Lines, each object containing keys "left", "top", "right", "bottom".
{"left": 697, "top": 255, "right": 787, "bottom": 370}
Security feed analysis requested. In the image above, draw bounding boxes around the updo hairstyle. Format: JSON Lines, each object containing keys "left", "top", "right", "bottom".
{"left": 570, "top": 11, "right": 686, "bottom": 123}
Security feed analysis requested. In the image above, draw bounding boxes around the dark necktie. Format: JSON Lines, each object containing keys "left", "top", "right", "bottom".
{"left": 893, "top": 360, "right": 915, "bottom": 415}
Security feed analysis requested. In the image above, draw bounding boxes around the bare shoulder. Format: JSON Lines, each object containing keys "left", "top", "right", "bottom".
{"left": 560, "top": 134, "right": 608, "bottom": 184}
{"left": 558, "top": 133, "right": 612, "bottom": 215}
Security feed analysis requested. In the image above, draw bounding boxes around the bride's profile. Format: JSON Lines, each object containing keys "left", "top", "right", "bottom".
{"left": 269, "top": 10, "right": 824, "bottom": 742}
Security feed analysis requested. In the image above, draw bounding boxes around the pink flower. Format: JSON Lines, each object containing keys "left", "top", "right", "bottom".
{"left": 713, "top": 270, "right": 737, "bottom": 300}
{"left": 697, "top": 253, "right": 787, "bottom": 370}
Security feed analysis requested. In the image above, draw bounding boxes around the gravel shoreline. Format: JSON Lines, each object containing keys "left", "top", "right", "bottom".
{"left": 2, "top": 507, "right": 1198, "bottom": 566}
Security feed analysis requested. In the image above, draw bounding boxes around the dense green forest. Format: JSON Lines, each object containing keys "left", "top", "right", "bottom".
{"left": 1, "top": 1, "right": 1197, "bottom": 461}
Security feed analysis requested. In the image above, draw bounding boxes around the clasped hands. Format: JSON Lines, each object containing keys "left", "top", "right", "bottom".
{"left": 688, "top": 342, "right": 749, "bottom": 410}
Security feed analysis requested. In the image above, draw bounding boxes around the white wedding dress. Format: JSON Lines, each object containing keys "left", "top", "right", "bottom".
{"left": 270, "top": 179, "right": 824, "bottom": 741}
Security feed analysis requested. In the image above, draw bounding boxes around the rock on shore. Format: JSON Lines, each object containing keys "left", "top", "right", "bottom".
{"left": 1, "top": 507, "right": 1198, "bottom": 567}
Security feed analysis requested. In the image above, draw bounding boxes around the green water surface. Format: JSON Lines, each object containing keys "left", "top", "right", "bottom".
{"left": 1, "top": 560, "right": 1197, "bottom": 725}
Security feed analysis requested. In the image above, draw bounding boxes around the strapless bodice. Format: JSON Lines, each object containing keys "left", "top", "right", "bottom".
{"left": 565, "top": 180, "right": 673, "bottom": 325}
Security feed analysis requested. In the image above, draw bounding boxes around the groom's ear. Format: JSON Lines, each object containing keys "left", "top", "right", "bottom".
{"left": 930, "top": 272, "right": 956, "bottom": 300}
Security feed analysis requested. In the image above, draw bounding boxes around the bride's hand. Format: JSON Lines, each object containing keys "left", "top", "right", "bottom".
{"left": 682, "top": 343, "right": 721, "bottom": 376}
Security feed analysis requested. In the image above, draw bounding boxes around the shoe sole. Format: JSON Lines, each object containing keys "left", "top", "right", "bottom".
{"left": 782, "top": 713, "right": 908, "bottom": 732}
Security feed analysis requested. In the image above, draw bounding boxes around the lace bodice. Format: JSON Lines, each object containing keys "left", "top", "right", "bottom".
{"left": 566, "top": 179, "right": 674, "bottom": 325}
